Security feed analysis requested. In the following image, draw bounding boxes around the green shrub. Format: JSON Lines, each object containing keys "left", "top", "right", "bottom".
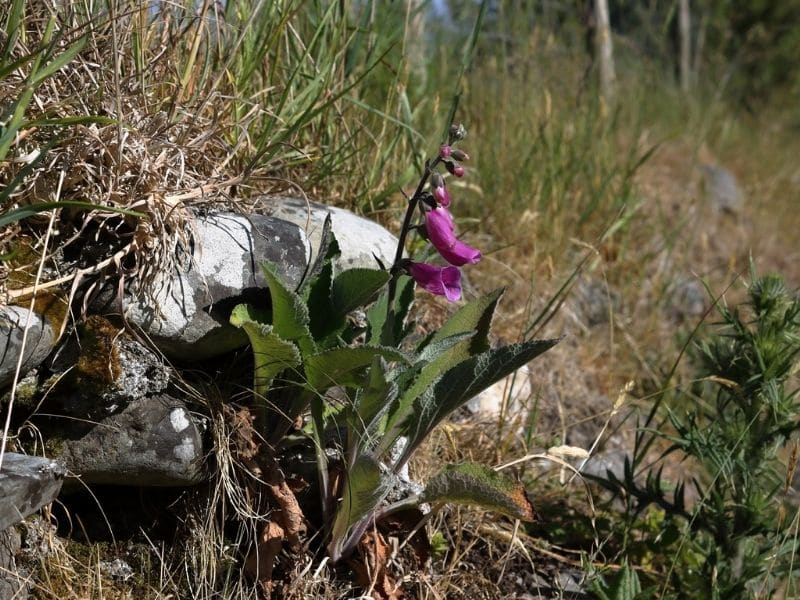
{"left": 590, "top": 267, "right": 800, "bottom": 597}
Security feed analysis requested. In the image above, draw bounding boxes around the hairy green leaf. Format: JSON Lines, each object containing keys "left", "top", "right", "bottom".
{"left": 230, "top": 303, "right": 301, "bottom": 399}
{"left": 300, "top": 215, "right": 338, "bottom": 295}
{"left": 422, "top": 462, "right": 535, "bottom": 522}
{"left": 423, "top": 287, "right": 503, "bottom": 355}
{"left": 395, "top": 338, "right": 561, "bottom": 462}
{"left": 331, "top": 268, "right": 390, "bottom": 315}
{"left": 380, "top": 290, "right": 505, "bottom": 454}
{"left": 305, "top": 345, "right": 408, "bottom": 392}
{"left": 328, "top": 454, "right": 391, "bottom": 561}
{"left": 352, "top": 357, "right": 398, "bottom": 444}
{"left": 261, "top": 262, "right": 316, "bottom": 357}
{"left": 306, "top": 259, "right": 339, "bottom": 341}
{"left": 367, "top": 274, "right": 414, "bottom": 345}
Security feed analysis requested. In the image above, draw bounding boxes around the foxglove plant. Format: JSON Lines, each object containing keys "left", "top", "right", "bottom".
{"left": 383, "top": 124, "right": 480, "bottom": 345}
{"left": 229, "top": 122, "right": 560, "bottom": 574}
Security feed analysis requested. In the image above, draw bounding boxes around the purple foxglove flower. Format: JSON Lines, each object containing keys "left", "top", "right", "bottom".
{"left": 439, "top": 145, "right": 452, "bottom": 158}
{"left": 425, "top": 207, "right": 481, "bottom": 266}
{"left": 407, "top": 262, "right": 462, "bottom": 302}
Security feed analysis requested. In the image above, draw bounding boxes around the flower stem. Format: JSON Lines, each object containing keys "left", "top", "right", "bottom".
{"left": 382, "top": 157, "right": 440, "bottom": 346}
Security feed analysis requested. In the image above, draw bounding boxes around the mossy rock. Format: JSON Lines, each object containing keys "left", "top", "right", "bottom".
{"left": 75, "top": 315, "right": 123, "bottom": 386}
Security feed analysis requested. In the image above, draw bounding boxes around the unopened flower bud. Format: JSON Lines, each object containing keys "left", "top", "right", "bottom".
{"left": 448, "top": 123, "right": 467, "bottom": 144}
{"left": 445, "top": 161, "right": 466, "bottom": 177}
{"left": 451, "top": 148, "right": 470, "bottom": 161}
{"left": 430, "top": 173, "right": 450, "bottom": 206}
{"left": 439, "top": 145, "right": 452, "bottom": 158}
{"left": 433, "top": 184, "right": 450, "bottom": 207}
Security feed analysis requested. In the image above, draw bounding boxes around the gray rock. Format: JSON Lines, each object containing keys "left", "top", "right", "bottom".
{"left": 99, "top": 204, "right": 398, "bottom": 359}
{"left": 60, "top": 395, "right": 205, "bottom": 487}
{"left": 0, "top": 306, "right": 55, "bottom": 388}
{"left": 100, "top": 557, "right": 134, "bottom": 582}
{"left": 53, "top": 332, "right": 171, "bottom": 418}
{"left": 0, "top": 453, "right": 64, "bottom": 532}
{"left": 702, "top": 164, "right": 744, "bottom": 214}
{"left": 667, "top": 277, "right": 706, "bottom": 322}
{"left": 0, "top": 527, "right": 29, "bottom": 600}
{"left": 97, "top": 211, "right": 310, "bottom": 358}
{"left": 259, "top": 196, "right": 398, "bottom": 272}
{"left": 578, "top": 449, "right": 629, "bottom": 481}
{"left": 572, "top": 277, "right": 621, "bottom": 327}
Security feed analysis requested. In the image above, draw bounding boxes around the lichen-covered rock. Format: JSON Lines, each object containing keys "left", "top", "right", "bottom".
{"left": 0, "top": 453, "right": 64, "bottom": 532}
{"left": 259, "top": 196, "right": 398, "bottom": 271}
{"left": 94, "top": 211, "right": 310, "bottom": 358}
{"left": 50, "top": 319, "right": 171, "bottom": 417}
{"left": 0, "top": 527, "right": 29, "bottom": 599}
{"left": 59, "top": 395, "right": 205, "bottom": 487}
{"left": 0, "top": 306, "right": 55, "bottom": 388}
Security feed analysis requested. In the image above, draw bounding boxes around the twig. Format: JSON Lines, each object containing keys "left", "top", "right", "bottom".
{"left": 7, "top": 240, "right": 137, "bottom": 300}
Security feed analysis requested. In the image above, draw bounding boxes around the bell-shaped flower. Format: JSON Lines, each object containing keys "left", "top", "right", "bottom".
{"left": 406, "top": 262, "right": 461, "bottom": 302}
{"left": 425, "top": 207, "right": 481, "bottom": 266}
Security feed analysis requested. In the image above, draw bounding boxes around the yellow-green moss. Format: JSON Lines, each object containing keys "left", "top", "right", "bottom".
{"left": 43, "top": 436, "right": 66, "bottom": 457}
{"left": 8, "top": 237, "right": 71, "bottom": 338}
{"left": 75, "top": 315, "right": 122, "bottom": 385}
{"left": 1, "top": 379, "right": 39, "bottom": 409}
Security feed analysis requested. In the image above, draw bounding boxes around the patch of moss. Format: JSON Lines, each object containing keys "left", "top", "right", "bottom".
{"left": 44, "top": 436, "right": 66, "bottom": 457}
{"left": 6, "top": 236, "right": 70, "bottom": 339}
{"left": 1, "top": 377, "right": 39, "bottom": 409}
{"left": 76, "top": 315, "right": 122, "bottom": 385}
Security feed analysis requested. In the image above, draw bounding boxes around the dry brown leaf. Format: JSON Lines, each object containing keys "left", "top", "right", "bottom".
{"left": 265, "top": 466, "right": 307, "bottom": 550}
{"left": 243, "top": 520, "right": 285, "bottom": 597}
{"left": 352, "top": 530, "right": 403, "bottom": 600}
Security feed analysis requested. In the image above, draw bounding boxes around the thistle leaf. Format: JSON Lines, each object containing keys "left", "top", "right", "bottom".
{"left": 421, "top": 462, "right": 536, "bottom": 522}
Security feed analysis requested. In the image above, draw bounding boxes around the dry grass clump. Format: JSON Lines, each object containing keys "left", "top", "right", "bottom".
{"left": 2, "top": 0, "right": 420, "bottom": 308}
